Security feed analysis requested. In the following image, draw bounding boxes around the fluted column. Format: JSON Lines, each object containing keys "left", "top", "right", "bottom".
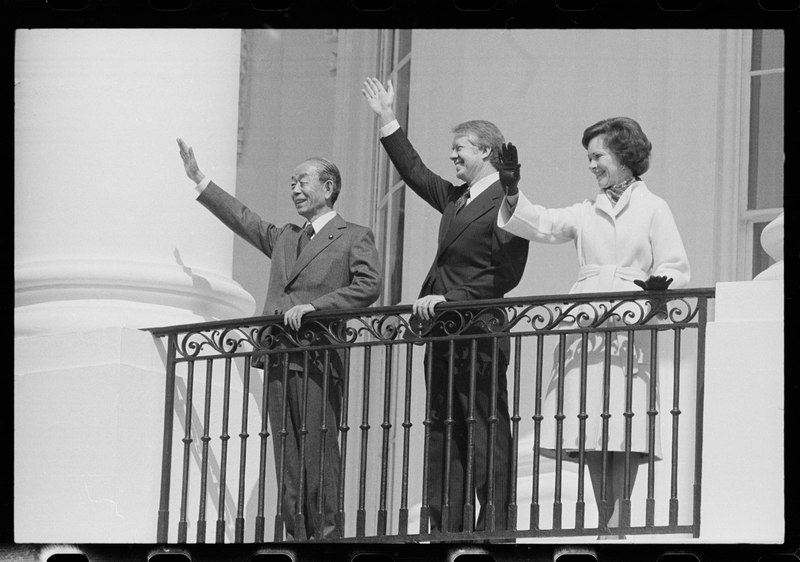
{"left": 15, "top": 28, "right": 255, "bottom": 336}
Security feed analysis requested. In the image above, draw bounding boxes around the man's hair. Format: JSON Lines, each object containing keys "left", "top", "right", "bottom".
{"left": 451, "top": 120, "right": 505, "bottom": 169}
{"left": 581, "top": 117, "right": 653, "bottom": 177}
{"left": 306, "top": 157, "right": 342, "bottom": 205}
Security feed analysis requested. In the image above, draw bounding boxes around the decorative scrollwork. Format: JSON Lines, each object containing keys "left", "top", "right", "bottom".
{"left": 507, "top": 295, "right": 703, "bottom": 334}
{"left": 169, "top": 294, "right": 706, "bottom": 358}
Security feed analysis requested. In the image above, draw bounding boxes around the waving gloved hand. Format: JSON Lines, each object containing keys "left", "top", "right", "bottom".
{"left": 498, "top": 142, "right": 521, "bottom": 196}
{"left": 634, "top": 275, "right": 674, "bottom": 291}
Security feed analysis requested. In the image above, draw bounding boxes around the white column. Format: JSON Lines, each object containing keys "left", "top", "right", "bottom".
{"left": 15, "top": 29, "right": 255, "bottom": 336}
{"left": 14, "top": 29, "right": 254, "bottom": 543}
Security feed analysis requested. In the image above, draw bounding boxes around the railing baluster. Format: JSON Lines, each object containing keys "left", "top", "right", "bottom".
{"left": 441, "top": 340, "right": 456, "bottom": 533}
{"left": 215, "top": 357, "right": 233, "bottom": 543}
{"left": 599, "top": 331, "right": 613, "bottom": 532}
{"left": 530, "top": 334, "right": 544, "bottom": 532}
{"left": 294, "top": 352, "right": 310, "bottom": 540}
{"left": 508, "top": 334, "right": 522, "bottom": 532}
{"left": 197, "top": 360, "right": 214, "bottom": 543}
{"left": 419, "top": 342, "right": 433, "bottom": 535}
{"left": 156, "top": 334, "right": 178, "bottom": 544}
{"left": 335, "top": 347, "right": 352, "bottom": 538}
{"left": 235, "top": 358, "right": 251, "bottom": 543}
{"left": 357, "top": 345, "right": 372, "bottom": 537}
{"left": 669, "top": 327, "right": 682, "bottom": 529}
{"left": 273, "top": 354, "right": 290, "bottom": 541}
{"left": 255, "top": 355, "right": 270, "bottom": 542}
{"left": 620, "top": 329, "right": 635, "bottom": 529}
{"left": 377, "top": 344, "right": 394, "bottom": 536}
{"left": 485, "top": 336, "right": 500, "bottom": 532}
{"left": 553, "top": 333, "right": 566, "bottom": 530}
{"left": 462, "top": 339, "right": 478, "bottom": 533}
{"left": 314, "top": 350, "right": 332, "bottom": 536}
{"left": 693, "top": 297, "right": 709, "bottom": 538}
{"left": 646, "top": 328, "right": 659, "bottom": 528}
{"left": 575, "top": 332, "right": 589, "bottom": 530}
{"left": 398, "top": 343, "right": 413, "bottom": 536}
{"left": 178, "top": 359, "right": 195, "bottom": 543}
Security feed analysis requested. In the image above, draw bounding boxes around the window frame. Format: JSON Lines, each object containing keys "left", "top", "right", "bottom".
{"left": 737, "top": 29, "right": 784, "bottom": 280}
{"left": 373, "top": 30, "right": 412, "bottom": 305}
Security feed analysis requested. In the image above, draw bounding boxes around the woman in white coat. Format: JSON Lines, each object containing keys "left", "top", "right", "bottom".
{"left": 496, "top": 117, "right": 690, "bottom": 535}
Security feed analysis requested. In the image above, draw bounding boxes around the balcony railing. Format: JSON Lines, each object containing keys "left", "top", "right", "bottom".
{"left": 147, "top": 288, "right": 713, "bottom": 544}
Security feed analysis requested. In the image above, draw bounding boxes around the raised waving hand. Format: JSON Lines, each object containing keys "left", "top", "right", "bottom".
{"left": 361, "top": 77, "right": 397, "bottom": 126}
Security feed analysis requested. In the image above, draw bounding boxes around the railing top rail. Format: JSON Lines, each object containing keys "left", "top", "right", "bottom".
{"left": 145, "top": 287, "right": 715, "bottom": 337}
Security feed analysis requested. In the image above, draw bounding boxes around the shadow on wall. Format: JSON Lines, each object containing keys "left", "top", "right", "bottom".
{"left": 174, "top": 248, "right": 217, "bottom": 324}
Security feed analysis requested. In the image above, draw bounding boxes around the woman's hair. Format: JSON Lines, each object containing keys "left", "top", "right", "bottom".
{"left": 581, "top": 117, "right": 652, "bottom": 176}
{"left": 451, "top": 120, "right": 505, "bottom": 168}
{"left": 306, "top": 157, "right": 342, "bottom": 204}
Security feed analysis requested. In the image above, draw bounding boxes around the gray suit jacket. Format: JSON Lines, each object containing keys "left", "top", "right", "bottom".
{"left": 198, "top": 182, "right": 382, "bottom": 372}
{"left": 198, "top": 181, "right": 382, "bottom": 316}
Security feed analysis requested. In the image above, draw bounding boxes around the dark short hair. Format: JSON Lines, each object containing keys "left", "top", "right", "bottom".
{"left": 451, "top": 120, "right": 505, "bottom": 169}
{"left": 305, "top": 157, "right": 342, "bottom": 205}
{"left": 581, "top": 117, "right": 652, "bottom": 176}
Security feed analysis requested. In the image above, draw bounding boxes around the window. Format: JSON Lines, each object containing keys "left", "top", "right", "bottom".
{"left": 742, "top": 29, "right": 784, "bottom": 278}
{"left": 374, "top": 30, "right": 412, "bottom": 304}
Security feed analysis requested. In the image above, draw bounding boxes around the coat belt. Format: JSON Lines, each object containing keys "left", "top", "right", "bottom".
{"left": 577, "top": 264, "right": 646, "bottom": 289}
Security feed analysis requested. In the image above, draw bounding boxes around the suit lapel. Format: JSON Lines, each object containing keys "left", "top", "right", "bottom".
{"left": 436, "top": 181, "right": 500, "bottom": 257}
{"left": 283, "top": 225, "right": 303, "bottom": 283}
{"left": 286, "top": 214, "right": 345, "bottom": 286}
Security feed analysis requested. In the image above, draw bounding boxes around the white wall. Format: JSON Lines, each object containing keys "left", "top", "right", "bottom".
{"left": 233, "top": 29, "right": 339, "bottom": 313}
{"left": 403, "top": 29, "right": 726, "bottom": 302}
{"left": 232, "top": 29, "right": 731, "bottom": 306}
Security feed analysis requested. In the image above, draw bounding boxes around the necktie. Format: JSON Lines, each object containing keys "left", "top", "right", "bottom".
{"left": 455, "top": 188, "right": 471, "bottom": 213}
{"left": 296, "top": 223, "right": 314, "bottom": 257}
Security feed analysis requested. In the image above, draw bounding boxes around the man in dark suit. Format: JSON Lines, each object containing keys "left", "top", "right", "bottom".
{"left": 361, "top": 79, "right": 529, "bottom": 533}
{"left": 177, "top": 139, "right": 382, "bottom": 539}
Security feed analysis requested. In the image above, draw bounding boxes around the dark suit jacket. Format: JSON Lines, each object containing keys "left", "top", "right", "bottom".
{"left": 198, "top": 181, "right": 382, "bottom": 369}
{"left": 381, "top": 128, "right": 529, "bottom": 308}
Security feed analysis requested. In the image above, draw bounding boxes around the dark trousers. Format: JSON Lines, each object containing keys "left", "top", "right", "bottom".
{"left": 266, "top": 354, "right": 342, "bottom": 540}
{"left": 424, "top": 337, "right": 512, "bottom": 533}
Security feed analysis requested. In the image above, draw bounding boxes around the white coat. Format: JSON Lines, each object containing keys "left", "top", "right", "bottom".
{"left": 497, "top": 180, "right": 691, "bottom": 458}
{"left": 497, "top": 181, "right": 690, "bottom": 292}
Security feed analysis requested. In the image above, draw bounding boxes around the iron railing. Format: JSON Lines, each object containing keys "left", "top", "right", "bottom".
{"left": 147, "top": 288, "right": 713, "bottom": 544}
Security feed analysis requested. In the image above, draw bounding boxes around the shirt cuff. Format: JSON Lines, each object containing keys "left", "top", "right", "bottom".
{"left": 195, "top": 176, "right": 211, "bottom": 195}
{"left": 379, "top": 119, "right": 400, "bottom": 138}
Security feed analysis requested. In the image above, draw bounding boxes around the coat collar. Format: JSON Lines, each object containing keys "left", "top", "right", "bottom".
{"left": 285, "top": 214, "right": 346, "bottom": 285}
{"left": 595, "top": 179, "right": 646, "bottom": 218}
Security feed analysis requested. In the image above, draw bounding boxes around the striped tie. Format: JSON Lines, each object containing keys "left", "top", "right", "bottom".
{"left": 455, "top": 188, "right": 471, "bottom": 213}
{"left": 296, "top": 223, "right": 314, "bottom": 257}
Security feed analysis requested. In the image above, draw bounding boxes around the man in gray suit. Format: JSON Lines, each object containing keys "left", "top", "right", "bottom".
{"left": 177, "top": 139, "right": 382, "bottom": 540}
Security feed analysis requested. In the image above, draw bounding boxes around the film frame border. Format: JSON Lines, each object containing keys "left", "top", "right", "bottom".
{"left": 4, "top": 1, "right": 798, "bottom": 561}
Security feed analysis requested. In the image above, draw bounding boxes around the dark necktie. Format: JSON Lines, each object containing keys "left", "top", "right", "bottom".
{"left": 455, "top": 188, "right": 471, "bottom": 213}
{"left": 296, "top": 223, "right": 314, "bottom": 257}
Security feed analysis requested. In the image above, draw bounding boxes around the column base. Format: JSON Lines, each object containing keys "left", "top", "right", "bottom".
{"left": 15, "top": 327, "right": 168, "bottom": 543}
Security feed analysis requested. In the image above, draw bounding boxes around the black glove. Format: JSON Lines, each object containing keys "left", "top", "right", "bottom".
{"left": 498, "top": 142, "right": 521, "bottom": 196}
{"left": 634, "top": 275, "right": 673, "bottom": 291}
